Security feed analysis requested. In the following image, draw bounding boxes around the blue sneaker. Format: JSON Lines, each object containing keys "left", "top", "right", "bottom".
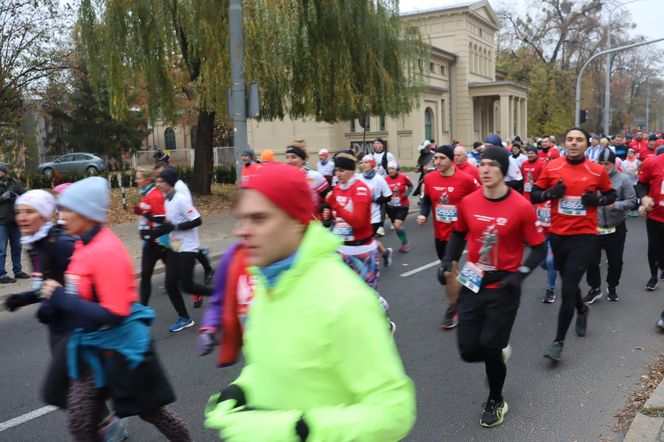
{"left": 99, "top": 416, "right": 129, "bottom": 441}
{"left": 169, "top": 317, "right": 195, "bottom": 333}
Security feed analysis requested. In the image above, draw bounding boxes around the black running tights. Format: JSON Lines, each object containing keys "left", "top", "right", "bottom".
{"left": 646, "top": 218, "right": 664, "bottom": 279}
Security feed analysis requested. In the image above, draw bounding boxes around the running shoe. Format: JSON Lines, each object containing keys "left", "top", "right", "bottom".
{"left": 388, "top": 320, "right": 397, "bottom": 336}
{"left": 542, "top": 289, "right": 556, "bottom": 304}
{"left": 398, "top": 242, "right": 410, "bottom": 253}
{"left": 502, "top": 344, "right": 512, "bottom": 364}
{"left": 657, "top": 313, "right": 664, "bottom": 331}
{"left": 440, "top": 307, "right": 459, "bottom": 330}
{"left": 382, "top": 248, "right": 393, "bottom": 268}
{"left": 480, "top": 399, "right": 508, "bottom": 428}
{"left": 647, "top": 277, "right": 659, "bottom": 291}
{"left": 660, "top": 270, "right": 664, "bottom": 281}
{"left": 204, "top": 268, "right": 215, "bottom": 286}
{"left": 575, "top": 306, "right": 589, "bottom": 337}
{"left": 607, "top": 287, "right": 619, "bottom": 302}
{"left": 193, "top": 295, "right": 203, "bottom": 309}
{"left": 543, "top": 341, "right": 563, "bottom": 362}
{"left": 14, "top": 271, "right": 30, "bottom": 279}
{"left": 583, "top": 287, "right": 602, "bottom": 304}
{"left": 376, "top": 226, "right": 386, "bottom": 237}
{"left": 169, "top": 317, "right": 195, "bottom": 332}
{"left": 99, "top": 416, "right": 129, "bottom": 442}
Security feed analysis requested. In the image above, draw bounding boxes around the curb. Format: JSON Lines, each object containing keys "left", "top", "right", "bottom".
{"left": 624, "top": 380, "right": 664, "bottom": 441}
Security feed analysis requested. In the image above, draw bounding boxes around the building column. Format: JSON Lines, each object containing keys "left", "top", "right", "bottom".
{"left": 522, "top": 98, "right": 528, "bottom": 138}
{"left": 499, "top": 94, "right": 510, "bottom": 139}
{"left": 515, "top": 98, "right": 522, "bottom": 138}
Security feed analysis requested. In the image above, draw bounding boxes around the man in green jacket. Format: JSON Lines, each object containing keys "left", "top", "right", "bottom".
{"left": 204, "top": 162, "right": 415, "bottom": 441}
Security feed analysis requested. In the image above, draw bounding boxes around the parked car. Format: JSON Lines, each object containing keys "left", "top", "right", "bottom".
{"left": 37, "top": 153, "right": 107, "bottom": 177}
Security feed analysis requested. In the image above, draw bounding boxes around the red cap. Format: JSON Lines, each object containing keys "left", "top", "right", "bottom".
{"left": 240, "top": 163, "right": 314, "bottom": 225}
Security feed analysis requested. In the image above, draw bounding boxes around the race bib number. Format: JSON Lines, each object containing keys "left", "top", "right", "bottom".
{"left": 64, "top": 274, "right": 80, "bottom": 296}
{"left": 31, "top": 272, "right": 43, "bottom": 292}
{"left": 524, "top": 182, "right": 533, "bottom": 193}
{"left": 536, "top": 207, "right": 551, "bottom": 226}
{"left": 435, "top": 204, "right": 458, "bottom": 223}
{"left": 458, "top": 262, "right": 484, "bottom": 294}
{"left": 169, "top": 235, "right": 182, "bottom": 251}
{"left": 332, "top": 221, "right": 354, "bottom": 241}
{"left": 138, "top": 218, "right": 149, "bottom": 231}
{"left": 389, "top": 197, "right": 401, "bottom": 207}
{"left": 598, "top": 226, "right": 616, "bottom": 235}
{"left": 558, "top": 196, "right": 586, "bottom": 216}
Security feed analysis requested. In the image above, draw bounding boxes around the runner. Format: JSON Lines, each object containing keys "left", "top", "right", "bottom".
{"left": 510, "top": 143, "right": 527, "bottom": 169}
{"left": 584, "top": 149, "right": 637, "bottom": 303}
{"left": 152, "top": 168, "right": 213, "bottom": 331}
{"left": 417, "top": 145, "right": 480, "bottom": 329}
{"left": 441, "top": 146, "right": 546, "bottom": 428}
{"left": 259, "top": 149, "right": 274, "bottom": 163}
{"left": 413, "top": 140, "right": 435, "bottom": 196}
{"left": 285, "top": 140, "right": 330, "bottom": 214}
{"left": 585, "top": 136, "right": 603, "bottom": 163}
{"left": 636, "top": 148, "right": 664, "bottom": 293}
{"left": 486, "top": 135, "right": 523, "bottom": 193}
{"left": 41, "top": 177, "right": 191, "bottom": 441}
{"left": 639, "top": 135, "right": 658, "bottom": 162}
{"left": 521, "top": 147, "right": 544, "bottom": 202}
{"left": 372, "top": 137, "right": 396, "bottom": 176}
{"left": 385, "top": 161, "right": 413, "bottom": 253}
{"left": 531, "top": 127, "right": 616, "bottom": 362}
{"left": 538, "top": 136, "right": 560, "bottom": 163}
{"left": 622, "top": 148, "right": 641, "bottom": 217}
{"left": 316, "top": 148, "right": 335, "bottom": 185}
{"left": 454, "top": 146, "right": 481, "bottom": 182}
{"left": 133, "top": 167, "right": 170, "bottom": 306}
{"left": 204, "top": 162, "right": 415, "bottom": 441}
{"left": 240, "top": 148, "right": 260, "bottom": 181}
{"left": 358, "top": 155, "right": 393, "bottom": 267}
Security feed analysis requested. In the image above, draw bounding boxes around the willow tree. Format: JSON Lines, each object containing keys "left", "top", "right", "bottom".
{"left": 78, "top": 0, "right": 423, "bottom": 194}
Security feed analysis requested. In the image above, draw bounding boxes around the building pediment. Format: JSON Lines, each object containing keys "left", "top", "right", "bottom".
{"left": 401, "top": 0, "right": 499, "bottom": 31}
{"left": 469, "top": 81, "right": 528, "bottom": 98}
{"left": 467, "top": 1, "right": 500, "bottom": 31}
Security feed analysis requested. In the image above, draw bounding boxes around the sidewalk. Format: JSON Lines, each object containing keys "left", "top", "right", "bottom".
{"left": 625, "top": 381, "right": 664, "bottom": 441}
{"left": 0, "top": 212, "right": 238, "bottom": 299}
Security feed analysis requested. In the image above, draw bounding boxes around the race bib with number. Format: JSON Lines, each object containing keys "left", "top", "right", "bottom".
{"left": 389, "top": 198, "right": 401, "bottom": 207}
{"left": 31, "top": 272, "right": 43, "bottom": 292}
{"left": 558, "top": 196, "right": 586, "bottom": 216}
{"left": 332, "top": 221, "right": 354, "bottom": 241}
{"left": 524, "top": 182, "right": 533, "bottom": 193}
{"left": 435, "top": 204, "right": 458, "bottom": 223}
{"left": 169, "top": 235, "right": 182, "bottom": 251}
{"left": 598, "top": 226, "right": 616, "bottom": 235}
{"left": 458, "top": 262, "right": 484, "bottom": 294}
{"left": 536, "top": 206, "right": 551, "bottom": 226}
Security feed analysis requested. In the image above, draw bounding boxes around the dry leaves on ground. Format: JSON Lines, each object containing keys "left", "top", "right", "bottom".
{"left": 106, "top": 183, "right": 235, "bottom": 226}
{"left": 612, "top": 352, "right": 664, "bottom": 433}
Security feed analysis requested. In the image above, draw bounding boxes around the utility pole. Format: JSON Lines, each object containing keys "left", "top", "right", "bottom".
{"left": 604, "top": 28, "right": 611, "bottom": 135}
{"left": 229, "top": 0, "right": 247, "bottom": 183}
{"left": 646, "top": 80, "right": 651, "bottom": 132}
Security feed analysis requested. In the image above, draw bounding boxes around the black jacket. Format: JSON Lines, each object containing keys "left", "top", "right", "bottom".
{"left": 0, "top": 177, "right": 24, "bottom": 224}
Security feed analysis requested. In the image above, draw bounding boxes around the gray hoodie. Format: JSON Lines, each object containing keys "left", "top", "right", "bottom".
{"left": 597, "top": 167, "right": 637, "bottom": 228}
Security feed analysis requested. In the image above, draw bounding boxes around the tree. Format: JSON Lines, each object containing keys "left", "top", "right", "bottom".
{"left": 77, "top": 0, "right": 423, "bottom": 194}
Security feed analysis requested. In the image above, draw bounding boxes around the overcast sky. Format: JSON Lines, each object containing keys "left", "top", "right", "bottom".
{"left": 399, "top": 0, "right": 662, "bottom": 46}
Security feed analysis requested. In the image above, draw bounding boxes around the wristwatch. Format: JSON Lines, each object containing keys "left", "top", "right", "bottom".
{"left": 518, "top": 266, "right": 530, "bottom": 275}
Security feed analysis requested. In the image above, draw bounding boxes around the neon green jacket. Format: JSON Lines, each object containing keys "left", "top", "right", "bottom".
{"left": 234, "top": 222, "right": 416, "bottom": 441}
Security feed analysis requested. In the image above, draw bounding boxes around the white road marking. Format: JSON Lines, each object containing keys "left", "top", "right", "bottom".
{"left": 399, "top": 251, "right": 467, "bottom": 278}
{"left": 0, "top": 406, "right": 57, "bottom": 432}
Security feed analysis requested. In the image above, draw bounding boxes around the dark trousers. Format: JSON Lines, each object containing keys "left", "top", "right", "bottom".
{"left": 0, "top": 222, "right": 22, "bottom": 277}
{"left": 165, "top": 251, "right": 213, "bottom": 318}
{"left": 196, "top": 249, "right": 212, "bottom": 273}
{"left": 140, "top": 243, "right": 169, "bottom": 306}
{"left": 550, "top": 233, "right": 598, "bottom": 342}
{"left": 586, "top": 222, "right": 627, "bottom": 289}
{"left": 646, "top": 218, "right": 664, "bottom": 278}
{"left": 457, "top": 286, "right": 520, "bottom": 402}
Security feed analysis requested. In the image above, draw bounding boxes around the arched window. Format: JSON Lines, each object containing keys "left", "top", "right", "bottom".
{"left": 425, "top": 108, "right": 434, "bottom": 141}
{"left": 164, "top": 127, "right": 176, "bottom": 150}
{"left": 190, "top": 125, "right": 197, "bottom": 148}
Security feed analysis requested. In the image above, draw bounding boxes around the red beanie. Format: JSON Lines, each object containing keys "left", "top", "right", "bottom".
{"left": 240, "top": 163, "right": 314, "bottom": 225}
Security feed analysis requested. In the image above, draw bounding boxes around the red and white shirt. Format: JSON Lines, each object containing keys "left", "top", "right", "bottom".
{"left": 521, "top": 159, "right": 545, "bottom": 201}
{"left": 303, "top": 168, "right": 329, "bottom": 210}
{"left": 456, "top": 189, "right": 545, "bottom": 272}
{"left": 638, "top": 155, "right": 664, "bottom": 223}
{"left": 423, "top": 168, "right": 479, "bottom": 241}
{"left": 534, "top": 157, "right": 612, "bottom": 236}
{"left": 538, "top": 147, "right": 560, "bottom": 163}
{"left": 328, "top": 178, "right": 373, "bottom": 245}
{"left": 385, "top": 173, "right": 413, "bottom": 208}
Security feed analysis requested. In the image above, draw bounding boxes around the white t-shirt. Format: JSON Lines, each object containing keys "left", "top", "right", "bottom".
{"left": 505, "top": 156, "right": 524, "bottom": 182}
{"left": 174, "top": 179, "right": 192, "bottom": 203}
{"left": 358, "top": 172, "right": 392, "bottom": 223}
{"left": 317, "top": 160, "right": 335, "bottom": 177}
{"left": 372, "top": 151, "right": 396, "bottom": 176}
{"left": 512, "top": 153, "right": 527, "bottom": 169}
{"left": 303, "top": 168, "right": 329, "bottom": 207}
{"left": 164, "top": 191, "right": 201, "bottom": 253}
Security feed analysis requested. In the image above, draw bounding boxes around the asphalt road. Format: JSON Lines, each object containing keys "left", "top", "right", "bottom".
{"left": 0, "top": 214, "right": 663, "bottom": 441}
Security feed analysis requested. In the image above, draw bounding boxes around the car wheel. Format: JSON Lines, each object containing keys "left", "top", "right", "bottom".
{"left": 86, "top": 166, "right": 98, "bottom": 176}
{"left": 43, "top": 168, "right": 53, "bottom": 178}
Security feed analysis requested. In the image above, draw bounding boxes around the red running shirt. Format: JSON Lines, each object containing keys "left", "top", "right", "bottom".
{"left": 456, "top": 189, "right": 545, "bottom": 272}
{"left": 538, "top": 148, "right": 560, "bottom": 163}
{"left": 423, "top": 169, "right": 480, "bottom": 241}
{"left": 385, "top": 173, "right": 413, "bottom": 207}
{"left": 639, "top": 148, "right": 656, "bottom": 162}
{"left": 64, "top": 227, "right": 137, "bottom": 317}
{"left": 521, "top": 159, "right": 545, "bottom": 201}
{"left": 638, "top": 155, "right": 664, "bottom": 223}
{"left": 328, "top": 178, "right": 373, "bottom": 242}
{"left": 457, "top": 161, "right": 481, "bottom": 182}
{"left": 534, "top": 157, "right": 612, "bottom": 236}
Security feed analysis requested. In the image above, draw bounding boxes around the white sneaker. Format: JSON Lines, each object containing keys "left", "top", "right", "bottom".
{"left": 376, "top": 226, "right": 385, "bottom": 237}
{"left": 502, "top": 344, "right": 512, "bottom": 363}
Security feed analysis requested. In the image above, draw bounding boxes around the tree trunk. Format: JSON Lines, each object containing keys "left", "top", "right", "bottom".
{"left": 190, "top": 110, "right": 215, "bottom": 195}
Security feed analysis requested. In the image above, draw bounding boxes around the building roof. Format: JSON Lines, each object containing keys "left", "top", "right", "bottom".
{"left": 426, "top": 43, "right": 458, "bottom": 61}
{"left": 401, "top": 0, "right": 481, "bottom": 17}
{"left": 401, "top": 0, "right": 500, "bottom": 31}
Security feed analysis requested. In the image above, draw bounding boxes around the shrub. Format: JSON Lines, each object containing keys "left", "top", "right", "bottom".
{"left": 214, "top": 165, "right": 236, "bottom": 184}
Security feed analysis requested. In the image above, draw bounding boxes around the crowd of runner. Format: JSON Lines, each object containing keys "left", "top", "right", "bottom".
{"left": 2, "top": 128, "right": 664, "bottom": 439}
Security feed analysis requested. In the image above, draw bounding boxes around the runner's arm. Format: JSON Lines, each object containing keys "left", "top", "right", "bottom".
{"left": 636, "top": 181, "right": 650, "bottom": 199}
{"left": 442, "top": 230, "right": 467, "bottom": 267}
{"left": 419, "top": 195, "right": 431, "bottom": 217}
{"left": 175, "top": 217, "right": 202, "bottom": 231}
{"left": 522, "top": 242, "right": 547, "bottom": 271}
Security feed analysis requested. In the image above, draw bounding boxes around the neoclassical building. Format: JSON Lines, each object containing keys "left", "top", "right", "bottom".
{"left": 145, "top": 0, "right": 528, "bottom": 167}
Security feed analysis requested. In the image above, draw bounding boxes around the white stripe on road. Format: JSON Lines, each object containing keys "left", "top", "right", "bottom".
{"left": 399, "top": 251, "right": 467, "bottom": 278}
{"left": 0, "top": 406, "right": 57, "bottom": 432}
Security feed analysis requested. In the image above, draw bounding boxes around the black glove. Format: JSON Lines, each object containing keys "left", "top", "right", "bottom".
{"left": 5, "top": 292, "right": 40, "bottom": 312}
{"left": 147, "top": 222, "right": 175, "bottom": 239}
{"left": 545, "top": 179, "right": 566, "bottom": 199}
{"left": 581, "top": 192, "right": 602, "bottom": 207}
{"left": 437, "top": 260, "right": 452, "bottom": 286}
{"left": 498, "top": 272, "right": 527, "bottom": 291}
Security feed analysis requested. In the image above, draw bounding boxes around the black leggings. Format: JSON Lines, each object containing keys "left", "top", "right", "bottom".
{"left": 550, "top": 233, "right": 597, "bottom": 343}
{"left": 165, "top": 251, "right": 213, "bottom": 318}
{"left": 586, "top": 222, "right": 627, "bottom": 289}
{"left": 140, "top": 243, "right": 169, "bottom": 306}
{"left": 646, "top": 218, "right": 664, "bottom": 278}
{"left": 196, "top": 249, "right": 212, "bottom": 273}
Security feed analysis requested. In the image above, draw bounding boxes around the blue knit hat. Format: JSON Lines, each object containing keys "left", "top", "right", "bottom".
{"left": 58, "top": 177, "right": 110, "bottom": 223}
{"left": 484, "top": 134, "right": 503, "bottom": 147}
